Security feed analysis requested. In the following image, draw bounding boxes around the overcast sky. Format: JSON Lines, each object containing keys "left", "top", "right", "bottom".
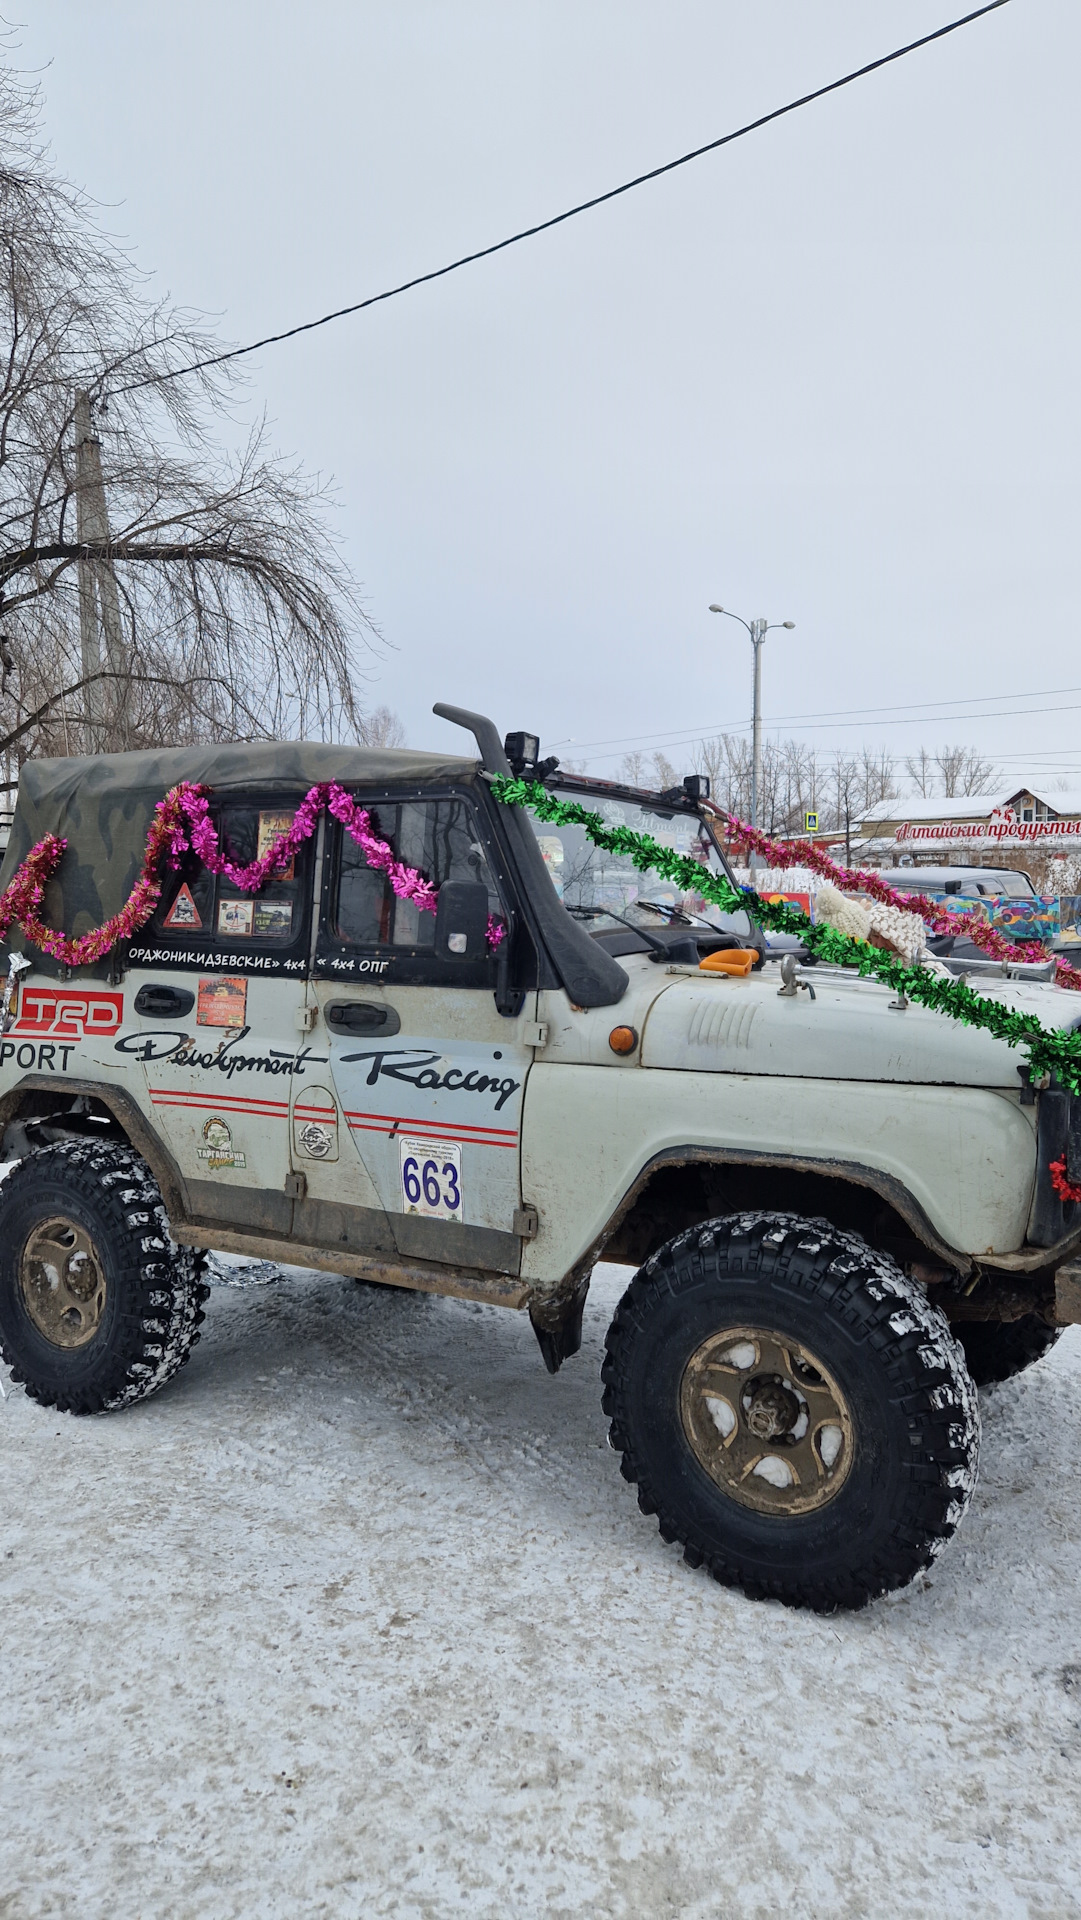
{"left": 15, "top": 1, "right": 1079, "bottom": 788}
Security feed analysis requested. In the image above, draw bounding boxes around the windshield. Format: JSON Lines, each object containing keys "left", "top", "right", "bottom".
{"left": 529, "top": 789, "right": 754, "bottom": 937}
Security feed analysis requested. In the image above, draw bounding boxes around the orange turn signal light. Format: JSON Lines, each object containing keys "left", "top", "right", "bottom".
{"left": 608, "top": 1025, "right": 639, "bottom": 1055}
{"left": 699, "top": 948, "right": 758, "bottom": 977}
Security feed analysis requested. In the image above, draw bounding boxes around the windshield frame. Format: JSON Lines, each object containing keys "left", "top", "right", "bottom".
{"left": 531, "top": 775, "right": 756, "bottom": 938}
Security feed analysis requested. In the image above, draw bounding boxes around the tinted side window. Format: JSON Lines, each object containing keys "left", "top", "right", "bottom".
{"left": 318, "top": 794, "right": 505, "bottom": 984}
{"left": 141, "top": 798, "right": 312, "bottom": 973}
{"left": 211, "top": 805, "right": 306, "bottom": 945}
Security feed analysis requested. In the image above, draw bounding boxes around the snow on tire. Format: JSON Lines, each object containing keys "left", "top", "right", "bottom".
{"left": 601, "top": 1210, "right": 980, "bottom": 1611}
{"left": 0, "top": 1139, "right": 210, "bottom": 1415}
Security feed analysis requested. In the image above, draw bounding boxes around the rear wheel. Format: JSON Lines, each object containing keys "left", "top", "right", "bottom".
{"left": 0, "top": 1140, "right": 208, "bottom": 1414}
{"left": 956, "top": 1315, "right": 1062, "bottom": 1388}
{"left": 602, "top": 1211, "right": 980, "bottom": 1611}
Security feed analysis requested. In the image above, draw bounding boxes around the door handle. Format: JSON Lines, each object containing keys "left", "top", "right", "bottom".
{"left": 325, "top": 1001, "right": 401, "bottom": 1035}
{"left": 133, "top": 983, "right": 195, "bottom": 1018}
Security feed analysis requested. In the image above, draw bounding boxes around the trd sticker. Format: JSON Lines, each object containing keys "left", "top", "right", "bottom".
{"left": 163, "top": 883, "right": 203, "bottom": 931}
{"left": 12, "top": 988, "right": 123, "bottom": 1039}
{"left": 197, "top": 1115, "right": 247, "bottom": 1171}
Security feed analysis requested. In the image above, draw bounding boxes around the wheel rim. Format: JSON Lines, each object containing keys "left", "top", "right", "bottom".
{"left": 680, "top": 1324, "right": 854, "bottom": 1516}
{"left": 19, "top": 1216, "right": 107, "bottom": 1350}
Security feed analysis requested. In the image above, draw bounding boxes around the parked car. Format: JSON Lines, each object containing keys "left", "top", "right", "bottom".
{"left": 1, "top": 706, "right": 1079, "bottom": 1613}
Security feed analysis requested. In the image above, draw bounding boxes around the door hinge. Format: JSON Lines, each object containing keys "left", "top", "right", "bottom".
{"left": 295, "top": 1003, "right": 319, "bottom": 1031}
{"left": 285, "top": 1170, "right": 308, "bottom": 1200}
{"left": 513, "top": 1205, "right": 539, "bottom": 1241}
{"left": 523, "top": 1021, "right": 549, "bottom": 1050}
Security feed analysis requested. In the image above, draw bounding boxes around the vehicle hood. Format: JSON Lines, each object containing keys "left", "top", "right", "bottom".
{"left": 636, "top": 962, "right": 1081, "bottom": 1089}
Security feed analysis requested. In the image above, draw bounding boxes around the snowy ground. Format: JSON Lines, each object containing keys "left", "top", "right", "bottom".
{"left": 3, "top": 1260, "right": 1081, "bottom": 1919}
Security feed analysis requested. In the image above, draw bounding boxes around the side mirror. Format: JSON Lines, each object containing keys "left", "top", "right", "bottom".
{"left": 433, "top": 881, "right": 490, "bottom": 960}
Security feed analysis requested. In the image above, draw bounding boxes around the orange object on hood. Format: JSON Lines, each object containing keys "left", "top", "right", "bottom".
{"left": 698, "top": 947, "right": 758, "bottom": 976}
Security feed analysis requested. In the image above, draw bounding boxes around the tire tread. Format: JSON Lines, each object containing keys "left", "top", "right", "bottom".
{"left": 0, "top": 1141, "right": 209, "bottom": 1414}
{"left": 602, "top": 1210, "right": 980, "bottom": 1611}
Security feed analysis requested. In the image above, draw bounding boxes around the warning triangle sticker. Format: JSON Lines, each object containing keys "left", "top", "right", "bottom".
{"left": 163, "top": 882, "right": 203, "bottom": 930}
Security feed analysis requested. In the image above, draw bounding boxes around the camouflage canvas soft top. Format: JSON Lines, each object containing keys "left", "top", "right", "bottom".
{"left": 0, "top": 741, "right": 479, "bottom": 978}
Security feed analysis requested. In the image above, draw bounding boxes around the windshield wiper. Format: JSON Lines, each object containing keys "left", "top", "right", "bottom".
{"left": 633, "top": 898, "right": 689, "bottom": 925}
{"left": 566, "top": 904, "right": 698, "bottom": 964}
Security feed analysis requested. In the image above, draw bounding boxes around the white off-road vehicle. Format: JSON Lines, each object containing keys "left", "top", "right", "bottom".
{"left": 1, "top": 703, "right": 1080, "bottom": 1612}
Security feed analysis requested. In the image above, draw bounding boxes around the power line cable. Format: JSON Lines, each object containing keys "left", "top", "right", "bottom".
{"left": 581, "top": 704, "right": 1081, "bottom": 770}
{"left": 114, "top": 0, "right": 1010, "bottom": 398}
{"left": 572, "top": 687, "right": 1081, "bottom": 752}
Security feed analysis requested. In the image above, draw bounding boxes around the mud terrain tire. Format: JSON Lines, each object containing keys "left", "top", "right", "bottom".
{"left": 602, "top": 1211, "right": 980, "bottom": 1611}
{"left": 957, "top": 1315, "right": 1063, "bottom": 1388}
{"left": 0, "top": 1141, "right": 209, "bottom": 1414}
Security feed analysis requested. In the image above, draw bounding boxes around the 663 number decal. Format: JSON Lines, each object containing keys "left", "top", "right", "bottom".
{"left": 398, "top": 1137, "right": 462, "bottom": 1222}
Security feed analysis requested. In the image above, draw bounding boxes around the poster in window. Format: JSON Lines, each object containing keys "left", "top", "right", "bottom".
{"left": 217, "top": 897, "right": 254, "bottom": 938}
{"left": 253, "top": 898, "right": 293, "bottom": 938}
{"left": 197, "top": 976, "right": 248, "bottom": 1027}
{"left": 257, "top": 810, "right": 296, "bottom": 882}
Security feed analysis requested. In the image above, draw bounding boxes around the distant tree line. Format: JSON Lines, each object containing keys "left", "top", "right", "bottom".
{"left": 615, "top": 739, "right": 1000, "bottom": 832}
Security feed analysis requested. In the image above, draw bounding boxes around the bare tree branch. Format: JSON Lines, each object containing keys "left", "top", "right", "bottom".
{"left": 0, "top": 59, "right": 379, "bottom": 767}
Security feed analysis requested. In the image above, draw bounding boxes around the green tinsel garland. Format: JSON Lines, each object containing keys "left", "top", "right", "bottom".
{"left": 490, "top": 774, "right": 1081, "bottom": 1097}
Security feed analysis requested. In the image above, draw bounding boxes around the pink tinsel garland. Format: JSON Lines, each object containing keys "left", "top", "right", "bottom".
{"left": 712, "top": 807, "right": 1081, "bottom": 992}
{"left": 0, "top": 780, "right": 504, "bottom": 969}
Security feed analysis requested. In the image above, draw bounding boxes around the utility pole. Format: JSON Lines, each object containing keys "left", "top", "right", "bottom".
{"left": 75, "top": 391, "right": 126, "bottom": 754}
{"left": 749, "top": 616, "right": 766, "bottom": 871}
{"left": 709, "top": 605, "right": 795, "bottom": 884}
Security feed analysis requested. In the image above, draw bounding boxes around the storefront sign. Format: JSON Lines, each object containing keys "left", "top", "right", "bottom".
{"left": 895, "top": 806, "right": 1081, "bottom": 846}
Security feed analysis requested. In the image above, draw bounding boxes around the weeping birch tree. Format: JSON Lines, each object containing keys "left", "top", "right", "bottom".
{"left": 0, "top": 64, "right": 373, "bottom": 773}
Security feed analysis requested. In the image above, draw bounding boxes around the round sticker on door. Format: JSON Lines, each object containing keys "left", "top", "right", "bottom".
{"left": 292, "top": 1086, "right": 339, "bottom": 1162}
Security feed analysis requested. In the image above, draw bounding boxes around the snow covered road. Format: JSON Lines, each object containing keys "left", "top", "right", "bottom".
{"left": 3, "top": 1261, "right": 1081, "bottom": 1917}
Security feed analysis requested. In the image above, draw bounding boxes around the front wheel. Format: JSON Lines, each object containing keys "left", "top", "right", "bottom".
{"left": 602, "top": 1212, "right": 980, "bottom": 1611}
{"left": 0, "top": 1140, "right": 209, "bottom": 1414}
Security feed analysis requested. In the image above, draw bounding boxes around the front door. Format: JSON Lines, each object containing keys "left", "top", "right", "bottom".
{"left": 304, "top": 787, "right": 536, "bottom": 1274}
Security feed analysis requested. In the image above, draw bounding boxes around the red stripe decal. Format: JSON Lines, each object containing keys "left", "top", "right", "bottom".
{"left": 347, "top": 1122, "right": 517, "bottom": 1149}
{"left": 150, "top": 1096, "right": 288, "bottom": 1112}
{"left": 150, "top": 1091, "right": 288, "bottom": 1116}
{"left": 342, "top": 1108, "right": 517, "bottom": 1139}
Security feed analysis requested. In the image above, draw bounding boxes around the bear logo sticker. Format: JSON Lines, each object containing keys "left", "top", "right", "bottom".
{"left": 197, "top": 1115, "right": 247, "bottom": 1171}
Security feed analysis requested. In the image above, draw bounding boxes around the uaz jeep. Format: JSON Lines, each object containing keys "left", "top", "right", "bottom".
{"left": 1, "top": 702, "right": 1079, "bottom": 1612}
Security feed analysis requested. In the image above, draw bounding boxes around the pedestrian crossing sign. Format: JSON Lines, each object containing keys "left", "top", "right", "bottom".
{"left": 804, "top": 812, "right": 819, "bottom": 833}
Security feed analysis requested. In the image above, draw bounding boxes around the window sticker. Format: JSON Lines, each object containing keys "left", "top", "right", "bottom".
{"left": 253, "top": 898, "right": 293, "bottom": 938}
{"left": 217, "top": 897, "right": 254, "bottom": 938}
{"left": 258, "top": 810, "right": 296, "bottom": 882}
{"left": 163, "top": 882, "right": 203, "bottom": 931}
{"left": 197, "top": 1115, "right": 247, "bottom": 1171}
{"left": 399, "top": 1137, "right": 463, "bottom": 1223}
{"left": 197, "top": 975, "right": 248, "bottom": 1027}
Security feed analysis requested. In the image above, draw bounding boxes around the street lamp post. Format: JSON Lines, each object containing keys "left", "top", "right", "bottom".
{"left": 708, "top": 604, "right": 795, "bottom": 882}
